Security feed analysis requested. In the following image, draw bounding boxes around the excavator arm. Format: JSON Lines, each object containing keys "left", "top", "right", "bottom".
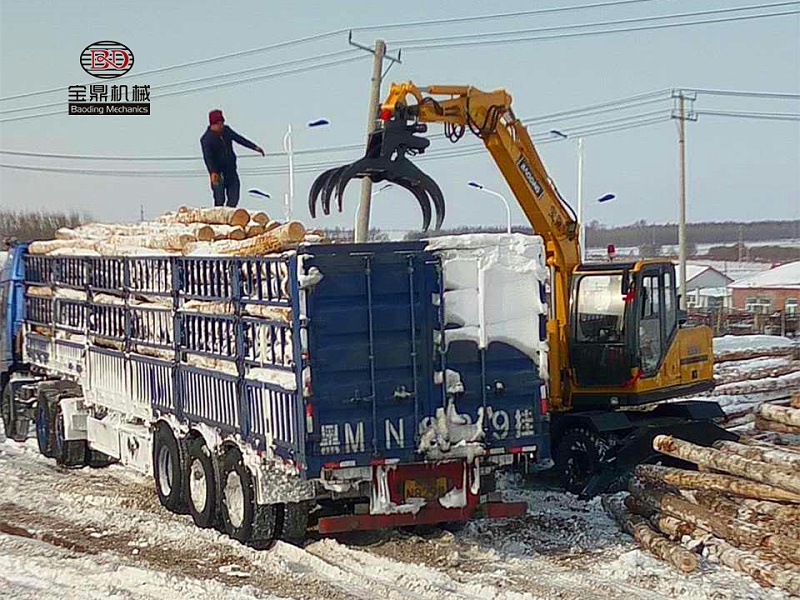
{"left": 309, "top": 82, "right": 582, "bottom": 410}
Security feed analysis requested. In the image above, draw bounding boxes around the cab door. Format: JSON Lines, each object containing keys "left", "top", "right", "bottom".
{"left": 636, "top": 265, "right": 678, "bottom": 380}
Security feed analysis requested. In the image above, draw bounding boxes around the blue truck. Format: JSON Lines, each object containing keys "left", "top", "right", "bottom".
{"left": 1, "top": 236, "right": 550, "bottom": 547}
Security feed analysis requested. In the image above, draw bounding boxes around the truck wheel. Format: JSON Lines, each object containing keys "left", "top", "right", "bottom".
{"left": 555, "top": 428, "right": 607, "bottom": 495}
{"left": 35, "top": 397, "right": 56, "bottom": 457}
{"left": 2, "top": 381, "right": 29, "bottom": 443}
{"left": 54, "top": 404, "right": 87, "bottom": 467}
{"left": 280, "top": 502, "right": 310, "bottom": 545}
{"left": 219, "top": 447, "right": 278, "bottom": 549}
{"left": 186, "top": 436, "right": 217, "bottom": 529}
{"left": 153, "top": 424, "right": 186, "bottom": 513}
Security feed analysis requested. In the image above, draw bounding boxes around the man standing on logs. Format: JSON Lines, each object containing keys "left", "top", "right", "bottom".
{"left": 201, "top": 109, "right": 265, "bottom": 208}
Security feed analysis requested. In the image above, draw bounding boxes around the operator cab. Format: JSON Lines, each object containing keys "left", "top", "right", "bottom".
{"left": 568, "top": 260, "right": 679, "bottom": 390}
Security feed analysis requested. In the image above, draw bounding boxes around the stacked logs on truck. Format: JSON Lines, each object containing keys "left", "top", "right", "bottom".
{"left": 603, "top": 427, "right": 800, "bottom": 595}
{"left": 28, "top": 206, "right": 322, "bottom": 257}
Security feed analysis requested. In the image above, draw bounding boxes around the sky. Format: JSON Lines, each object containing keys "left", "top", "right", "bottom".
{"left": 0, "top": 0, "right": 798, "bottom": 236}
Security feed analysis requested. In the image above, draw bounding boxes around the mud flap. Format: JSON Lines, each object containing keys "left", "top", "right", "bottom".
{"left": 579, "top": 420, "right": 738, "bottom": 499}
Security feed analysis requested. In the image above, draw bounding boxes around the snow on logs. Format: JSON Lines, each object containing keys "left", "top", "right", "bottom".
{"left": 29, "top": 207, "right": 317, "bottom": 257}
{"left": 605, "top": 433, "right": 800, "bottom": 594}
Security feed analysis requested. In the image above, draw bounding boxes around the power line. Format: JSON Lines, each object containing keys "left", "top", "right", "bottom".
{"left": 0, "top": 0, "right": 662, "bottom": 103}
{"left": 693, "top": 89, "right": 800, "bottom": 100}
{"left": 0, "top": 49, "right": 361, "bottom": 117}
{"left": 0, "top": 110, "right": 676, "bottom": 177}
{"left": 0, "top": 54, "right": 368, "bottom": 124}
{"left": 395, "top": 9, "right": 799, "bottom": 50}
{"left": 695, "top": 109, "right": 800, "bottom": 120}
{"left": 388, "top": 2, "right": 799, "bottom": 45}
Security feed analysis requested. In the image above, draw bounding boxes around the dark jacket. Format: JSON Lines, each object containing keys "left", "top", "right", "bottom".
{"left": 200, "top": 125, "right": 258, "bottom": 174}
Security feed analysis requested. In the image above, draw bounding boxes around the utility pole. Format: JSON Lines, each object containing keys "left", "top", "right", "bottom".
{"left": 355, "top": 39, "right": 386, "bottom": 243}
{"left": 576, "top": 137, "right": 585, "bottom": 261}
{"left": 678, "top": 91, "right": 688, "bottom": 310}
{"left": 140, "top": 204, "right": 145, "bottom": 223}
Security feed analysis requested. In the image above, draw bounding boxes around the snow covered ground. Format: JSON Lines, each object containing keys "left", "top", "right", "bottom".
{"left": 1, "top": 334, "right": 798, "bottom": 599}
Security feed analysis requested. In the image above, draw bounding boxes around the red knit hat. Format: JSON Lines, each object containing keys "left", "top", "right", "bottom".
{"left": 208, "top": 109, "right": 224, "bottom": 125}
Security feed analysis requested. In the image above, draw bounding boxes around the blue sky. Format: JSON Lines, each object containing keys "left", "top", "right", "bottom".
{"left": 0, "top": 0, "right": 798, "bottom": 235}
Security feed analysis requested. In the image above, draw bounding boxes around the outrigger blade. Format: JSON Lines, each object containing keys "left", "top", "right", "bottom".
{"left": 308, "top": 108, "right": 445, "bottom": 231}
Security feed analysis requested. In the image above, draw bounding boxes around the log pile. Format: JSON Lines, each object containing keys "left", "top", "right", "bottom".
{"left": 29, "top": 206, "right": 322, "bottom": 257}
{"left": 604, "top": 425, "right": 800, "bottom": 595}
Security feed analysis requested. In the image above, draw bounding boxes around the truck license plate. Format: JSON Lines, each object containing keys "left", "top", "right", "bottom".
{"left": 404, "top": 477, "right": 448, "bottom": 500}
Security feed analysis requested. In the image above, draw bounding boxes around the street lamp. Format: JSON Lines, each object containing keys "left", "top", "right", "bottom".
{"left": 467, "top": 181, "right": 511, "bottom": 234}
{"left": 247, "top": 188, "right": 271, "bottom": 200}
{"left": 283, "top": 118, "right": 331, "bottom": 220}
{"left": 550, "top": 130, "right": 587, "bottom": 259}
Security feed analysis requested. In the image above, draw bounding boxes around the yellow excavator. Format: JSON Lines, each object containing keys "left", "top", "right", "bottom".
{"left": 309, "top": 82, "right": 734, "bottom": 494}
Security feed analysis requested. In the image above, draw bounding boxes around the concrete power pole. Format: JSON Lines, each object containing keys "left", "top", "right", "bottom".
{"left": 354, "top": 39, "right": 386, "bottom": 243}
{"left": 678, "top": 92, "right": 687, "bottom": 310}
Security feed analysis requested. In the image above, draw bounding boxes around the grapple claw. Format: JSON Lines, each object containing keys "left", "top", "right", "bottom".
{"left": 390, "top": 177, "right": 432, "bottom": 231}
{"left": 309, "top": 166, "right": 340, "bottom": 218}
{"left": 321, "top": 165, "right": 347, "bottom": 216}
{"left": 307, "top": 107, "right": 447, "bottom": 231}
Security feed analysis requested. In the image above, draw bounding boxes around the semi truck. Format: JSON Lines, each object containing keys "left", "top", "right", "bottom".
{"left": 1, "top": 233, "right": 549, "bottom": 547}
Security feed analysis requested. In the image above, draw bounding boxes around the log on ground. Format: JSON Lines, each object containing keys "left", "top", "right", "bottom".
{"left": 652, "top": 435, "right": 800, "bottom": 496}
{"left": 713, "top": 439, "right": 800, "bottom": 470}
{"left": 757, "top": 403, "right": 800, "bottom": 429}
{"left": 634, "top": 464, "right": 800, "bottom": 503}
{"left": 602, "top": 495, "right": 699, "bottom": 573}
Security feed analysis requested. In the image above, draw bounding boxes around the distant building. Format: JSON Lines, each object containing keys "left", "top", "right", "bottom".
{"left": 678, "top": 263, "right": 734, "bottom": 309}
{"left": 729, "top": 261, "right": 800, "bottom": 315}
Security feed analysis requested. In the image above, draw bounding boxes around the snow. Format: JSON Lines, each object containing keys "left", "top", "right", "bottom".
{"left": 729, "top": 261, "right": 800, "bottom": 289}
{"left": 2, "top": 332, "right": 799, "bottom": 599}
{"left": 426, "top": 233, "right": 549, "bottom": 374}
{"left": 714, "top": 334, "right": 795, "bottom": 357}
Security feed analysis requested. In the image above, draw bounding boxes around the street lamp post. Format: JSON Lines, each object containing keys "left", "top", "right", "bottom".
{"left": 467, "top": 181, "right": 511, "bottom": 234}
{"left": 283, "top": 119, "right": 330, "bottom": 221}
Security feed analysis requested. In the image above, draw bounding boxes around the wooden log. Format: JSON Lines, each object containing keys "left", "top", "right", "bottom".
{"left": 26, "top": 285, "right": 53, "bottom": 297}
{"left": 161, "top": 206, "right": 250, "bottom": 227}
{"left": 28, "top": 239, "right": 97, "bottom": 255}
{"left": 692, "top": 490, "right": 741, "bottom": 520}
{"left": 245, "top": 222, "right": 265, "bottom": 238}
{"left": 634, "top": 464, "right": 800, "bottom": 503}
{"left": 756, "top": 416, "right": 800, "bottom": 436}
{"left": 714, "top": 439, "right": 800, "bottom": 470}
{"left": 650, "top": 513, "right": 696, "bottom": 540}
{"left": 602, "top": 495, "right": 699, "bottom": 573}
{"left": 629, "top": 481, "right": 764, "bottom": 547}
{"left": 740, "top": 499, "right": 800, "bottom": 525}
{"left": 702, "top": 535, "right": 800, "bottom": 595}
{"left": 792, "top": 392, "right": 800, "bottom": 410}
{"left": 653, "top": 435, "right": 800, "bottom": 496}
{"left": 738, "top": 435, "right": 800, "bottom": 456}
{"left": 624, "top": 493, "right": 657, "bottom": 518}
{"left": 203, "top": 222, "right": 305, "bottom": 257}
{"left": 209, "top": 224, "right": 246, "bottom": 241}
{"left": 48, "top": 247, "right": 102, "bottom": 257}
{"left": 757, "top": 403, "right": 800, "bottom": 429}
{"left": 250, "top": 211, "right": 269, "bottom": 226}
{"left": 632, "top": 481, "right": 800, "bottom": 564}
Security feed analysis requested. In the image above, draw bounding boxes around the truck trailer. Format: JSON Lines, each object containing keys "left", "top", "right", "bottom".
{"left": 1, "top": 233, "right": 550, "bottom": 547}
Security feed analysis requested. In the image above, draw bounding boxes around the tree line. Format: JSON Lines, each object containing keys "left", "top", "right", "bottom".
{"left": 0, "top": 209, "right": 89, "bottom": 246}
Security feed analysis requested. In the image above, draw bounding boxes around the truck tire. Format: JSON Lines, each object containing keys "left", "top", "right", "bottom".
{"left": 2, "top": 381, "right": 30, "bottom": 443}
{"left": 186, "top": 436, "right": 217, "bottom": 529}
{"left": 280, "top": 502, "right": 310, "bottom": 545}
{"left": 53, "top": 403, "right": 87, "bottom": 467}
{"left": 219, "top": 447, "right": 278, "bottom": 549}
{"left": 554, "top": 428, "right": 608, "bottom": 495}
{"left": 153, "top": 424, "right": 186, "bottom": 513}
{"left": 35, "top": 396, "right": 56, "bottom": 457}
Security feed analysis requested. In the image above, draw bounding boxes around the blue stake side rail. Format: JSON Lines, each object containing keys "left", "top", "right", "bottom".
{"left": 21, "top": 252, "right": 307, "bottom": 470}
